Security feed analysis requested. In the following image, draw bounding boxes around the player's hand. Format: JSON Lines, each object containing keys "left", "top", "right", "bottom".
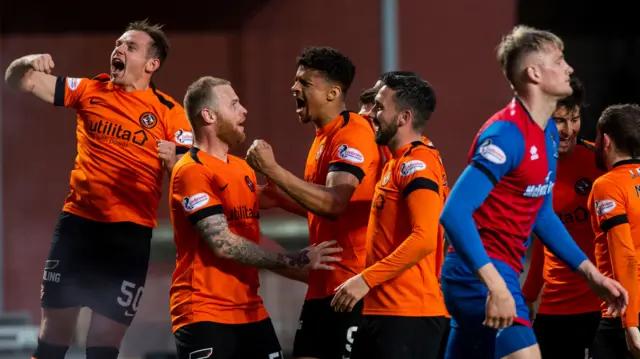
{"left": 24, "top": 54, "right": 55, "bottom": 74}
{"left": 257, "top": 178, "right": 281, "bottom": 210}
{"left": 245, "top": 139, "right": 278, "bottom": 177}
{"left": 588, "top": 272, "right": 628, "bottom": 317}
{"left": 157, "top": 140, "right": 177, "bottom": 172}
{"left": 295, "top": 240, "right": 342, "bottom": 271}
{"left": 526, "top": 301, "right": 537, "bottom": 322}
{"left": 331, "top": 274, "right": 369, "bottom": 313}
{"left": 625, "top": 327, "right": 640, "bottom": 358}
{"left": 484, "top": 286, "right": 516, "bottom": 329}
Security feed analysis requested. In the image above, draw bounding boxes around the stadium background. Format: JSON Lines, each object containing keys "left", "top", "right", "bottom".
{"left": 1, "top": 0, "right": 638, "bottom": 357}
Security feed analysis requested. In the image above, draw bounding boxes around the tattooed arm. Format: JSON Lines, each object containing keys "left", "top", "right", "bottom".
{"left": 195, "top": 213, "right": 323, "bottom": 269}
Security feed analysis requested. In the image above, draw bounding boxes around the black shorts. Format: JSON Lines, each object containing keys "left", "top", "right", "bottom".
{"left": 591, "top": 316, "right": 640, "bottom": 359}
{"left": 351, "top": 315, "right": 450, "bottom": 359}
{"left": 292, "top": 295, "right": 363, "bottom": 359}
{"left": 533, "top": 311, "right": 601, "bottom": 359}
{"left": 41, "top": 211, "right": 152, "bottom": 326}
{"left": 174, "top": 319, "right": 282, "bottom": 359}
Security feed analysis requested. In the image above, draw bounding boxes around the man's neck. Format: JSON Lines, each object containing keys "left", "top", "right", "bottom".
{"left": 388, "top": 131, "right": 422, "bottom": 153}
{"left": 312, "top": 104, "right": 347, "bottom": 129}
{"left": 518, "top": 92, "right": 557, "bottom": 130}
{"left": 194, "top": 134, "right": 230, "bottom": 162}
{"left": 119, "top": 77, "right": 151, "bottom": 92}
{"left": 609, "top": 153, "right": 634, "bottom": 170}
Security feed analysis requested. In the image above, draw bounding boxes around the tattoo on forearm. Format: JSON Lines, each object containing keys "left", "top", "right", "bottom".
{"left": 195, "top": 214, "right": 311, "bottom": 269}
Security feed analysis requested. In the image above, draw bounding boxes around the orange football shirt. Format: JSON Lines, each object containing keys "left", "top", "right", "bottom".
{"left": 53, "top": 74, "right": 193, "bottom": 228}
{"left": 169, "top": 148, "right": 267, "bottom": 331}
{"left": 304, "top": 111, "right": 382, "bottom": 300}
{"left": 589, "top": 158, "right": 640, "bottom": 327}
{"left": 361, "top": 141, "right": 448, "bottom": 317}
{"left": 522, "top": 139, "right": 603, "bottom": 315}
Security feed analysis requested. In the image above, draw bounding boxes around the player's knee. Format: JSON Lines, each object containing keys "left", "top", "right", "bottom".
{"left": 86, "top": 346, "right": 119, "bottom": 359}
{"left": 40, "top": 308, "right": 81, "bottom": 345}
{"left": 33, "top": 339, "right": 69, "bottom": 359}
{"left": 86, "top": 311, "right": 129, "bottom": 348}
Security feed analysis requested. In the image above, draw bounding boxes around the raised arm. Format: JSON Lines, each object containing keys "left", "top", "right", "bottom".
{"left": 5, "top": 54, "right": 58, "bottom": 104}
{"left": 246, "top": 127, "right": 378, "bottom": 219}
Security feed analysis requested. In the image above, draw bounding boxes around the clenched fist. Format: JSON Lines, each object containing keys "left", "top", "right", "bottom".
{"left": 157, "top": 140, "right": 177, "bottom": 172}
{"left": 24, "top": 54, "right": 55, "bottom": 74}
{"left": 245, "top": 139, "right": 279, "bottom": 177}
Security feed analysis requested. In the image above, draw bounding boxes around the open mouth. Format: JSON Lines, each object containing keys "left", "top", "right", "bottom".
{"left": 295, "top": 97, "right": 306, "bottom": 114}
{"left": 111, "top": 58, "right": 125, "bottom": 74}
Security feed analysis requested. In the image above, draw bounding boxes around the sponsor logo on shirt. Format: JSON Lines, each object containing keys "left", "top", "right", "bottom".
{"left": 523, "top": 171, "right": 555, "bottom": 198}
{"left": 595, "top": 199, "right": 616, "bottom": 216}
{"left": 400, "top": 160, "right": 426, "bottom": 177}
{"left": 478, "top": 139, "right": 506, "bottom": 164}
{"left": 337, "top": 144, "right": 364, "bottom": 164}
{"left": 182, "top": 193, "right": 210, "bottom": 212}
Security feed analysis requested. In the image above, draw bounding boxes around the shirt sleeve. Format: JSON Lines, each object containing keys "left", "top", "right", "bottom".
{"left": 470, "top": 120, "right": 525, "bottom": 184}
{"left": 533, "top": 191, "right": 588, "bottom": 271}
{"left": 591, "top": 177, "right": 636, "bottom": 327}
{"left": 172, "top": 163, "right": 223, "bottom": 225}
{"left": 361, "top": 152, "right": 442, "bottom": 287}
{"left": 327, "top": 125, "right": 378, "bottom": 183}
{"left": 439, "top": 120, "right": 525, "bottom": 272}
{"left": 165, "top": 105, "right": 194, "bottom": 155}
{"left": 522, "top": 237, "right": 545, "bottom": 303}
{"left": 53, "top": 76, "right": 91, "bottom": 109}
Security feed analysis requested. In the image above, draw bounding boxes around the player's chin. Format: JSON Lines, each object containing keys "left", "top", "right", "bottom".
{"left": 110, "top": 72, "right": 125, "bottom": 85}
{"left": 235, "top": 131, "right": 247, "bottom": 145}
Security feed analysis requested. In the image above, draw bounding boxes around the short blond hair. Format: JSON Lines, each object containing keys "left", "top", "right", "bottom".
{"left": 183, "top": 76, "right": 231, "bottom": 126}
{"left": 496, "top": 25, "right": 564, "bottom": 86}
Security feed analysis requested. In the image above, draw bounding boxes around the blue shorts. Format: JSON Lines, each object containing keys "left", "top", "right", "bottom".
{"left": 440, "top": 253, "right": 537, "bottom": 359}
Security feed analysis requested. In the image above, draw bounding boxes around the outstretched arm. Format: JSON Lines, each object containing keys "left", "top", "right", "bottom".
{"left": 260, "top": 235, "right": 309, "bottom": 283}
{"left": 195, "top": 213, "right": 314, "bottom": 269}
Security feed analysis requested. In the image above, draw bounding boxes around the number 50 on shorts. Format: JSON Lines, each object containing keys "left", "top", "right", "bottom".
{"left": 117, "top": 280, "right": 144, "bottom": 317}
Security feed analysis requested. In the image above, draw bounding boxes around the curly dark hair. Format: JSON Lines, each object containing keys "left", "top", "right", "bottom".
{"left": 358, "top": 87, "right": 378, "bottom": 106}
{"left": 557, "top": 76, "right": 586, "bottom": 111}
{"left": 296, "top": 46, "right": 356, "bottom": 94}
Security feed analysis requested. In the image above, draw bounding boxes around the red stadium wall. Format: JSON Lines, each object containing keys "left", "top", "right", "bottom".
{"left": 1, "top": 0, "right": 514, "bottom": 326}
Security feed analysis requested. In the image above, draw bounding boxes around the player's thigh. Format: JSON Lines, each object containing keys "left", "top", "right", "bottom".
{"left": 437, "top": 318, "right": 451, "bottom": 359}
{"left": 443, "top": 319, "right": 496, "bottom": 359}
{"left": 41, "top": 212, "right": 93, "bottom": 308}
{"left": 352, "top": 315, "right": 448, "bottom": 359}
{"left": 534, "top": 312, "right": 600, "bottom": 359}
{"left": 591, "top": 328, "right": 633, "bottom": 359}
{"left": 84, "top": 221, "right": 152, "bottom": 342}
{"left": 495, "top": 324, "right": 539, "bottom": 359}
{"left": 40, "top": 212, "right": 95, "bottom": 344}
{"left": 235, "top": 318, "right": 282, "bottom": 359}
{"left": 174, "top": 321, "right": 237, "bottom": 359}
{"left": 292, "top": 295, "right": 362, "bottom": 359}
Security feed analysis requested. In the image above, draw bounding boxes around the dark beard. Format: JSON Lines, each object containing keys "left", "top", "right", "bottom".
{"left": 595, "top": 145, "right": 607, "bottom": 171}
{"left": 374, "top": 115, "right": 399, "bottom": 146}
